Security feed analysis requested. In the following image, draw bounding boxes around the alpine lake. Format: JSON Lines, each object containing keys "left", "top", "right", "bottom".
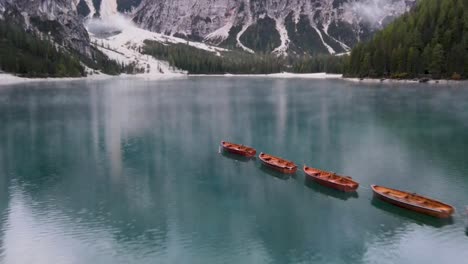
{"left": 0, "top": 77, "right": 467, "bottom": 263}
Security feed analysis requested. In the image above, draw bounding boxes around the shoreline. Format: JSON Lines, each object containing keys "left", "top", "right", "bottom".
{"left": 0, "top": 72, "right": 186, "bottom": 87}
{"left": 189, "top": 72, "right": 343, "bottom": 79}
{"left": 0, "top": 72, "right": 343, "bottom": 86}
{"left": 0, "top": 73, "right": 114, "bottom": 86}
{"left": 188, "top": 72, "right": 343, "bottom": 79}
{"left": 343, "top": 77, "right": 466, "bottom": 84}
{"left": 2, "top": 72, "right": 466, "bottom": 86}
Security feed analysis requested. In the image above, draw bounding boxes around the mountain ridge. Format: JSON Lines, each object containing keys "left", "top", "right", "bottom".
{"left": 78, "top": 0, "right": 416, "bottom": 55}
{"left": 0, "top": 0, "right": 421, "bottom": 77}
{"left": 132, "top": 0, "right": 416, "bottom": 55}
{"left": 0, "top": 0, "right": 93, "bottom": 57}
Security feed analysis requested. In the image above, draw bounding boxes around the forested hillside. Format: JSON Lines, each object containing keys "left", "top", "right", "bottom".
{"left": 0, "top": 19, "right": 137, "bottom": 78}
{"left": 143, "top": 40, "right": 346, "bottom": 74}
{"left": 0, "top": 20, "right": 85, "bottom": 77}
{"left": 345, "top": 0, "right": 467, "bottom": 79}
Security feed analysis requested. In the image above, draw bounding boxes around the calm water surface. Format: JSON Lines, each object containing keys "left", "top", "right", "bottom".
{"left": 0, "top": 77, "right": 467, "bottom": 263}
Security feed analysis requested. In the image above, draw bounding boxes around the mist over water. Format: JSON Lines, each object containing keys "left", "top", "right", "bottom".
{"left": 0, "top": 78, "right": 467, "bottom": 263}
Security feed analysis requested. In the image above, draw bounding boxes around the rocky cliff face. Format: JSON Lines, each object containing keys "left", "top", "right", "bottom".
{"left": 0, "top": 0, "right": 416, "bottom": 58}
{"left": 131, "top": 0, "right": 416, "bottom": 55}
{"left": 0, "top": 0, "right": 93, "bottom": 57}
{"left": 77, "top": 0, "right": 142, "bottom": 17}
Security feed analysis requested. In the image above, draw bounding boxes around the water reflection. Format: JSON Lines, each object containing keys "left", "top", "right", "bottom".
{"left": 220, "top": 150, "right": 255, "bottom": 163}
{"left": 304, "top": 177, "right": 359, "bottom": 201}
{"left": 0, "top": 156, "right": 9, "bottom": 262}
{"left": 103, "top": 87, "right": 124, "bottom": 178}
{"left": 0, "top": 78, "right": 467, "bottom": 263}
{"left": 371, "top": 198, "right": 453, "bottom": 228}
{"left": 259, "top": 165, "right": 291, "bottom": 180}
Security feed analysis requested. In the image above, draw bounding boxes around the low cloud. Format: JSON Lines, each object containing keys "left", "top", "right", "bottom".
{"left": 343, "top": 0, "right": 408, "bottom": 25}
{"left": 86, "top": 14, "right": 135, "bottom": 35}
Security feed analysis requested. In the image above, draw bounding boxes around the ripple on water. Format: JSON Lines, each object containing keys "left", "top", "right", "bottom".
{"left": 1, "top": 78, "right": 468, "bottom": 263}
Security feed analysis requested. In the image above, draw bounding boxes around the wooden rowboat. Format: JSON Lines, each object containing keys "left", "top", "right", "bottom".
{"left": 220, "top": 141, "right": 256, "bottom": 157}
{"left": 371, "top": 185, "right": 455, "bottom": 218}
{"left": 258, "top": 152, "right": 297, "bottom": 174}
{"left": 303, "top": 166, "right": 359, "bottom": 192}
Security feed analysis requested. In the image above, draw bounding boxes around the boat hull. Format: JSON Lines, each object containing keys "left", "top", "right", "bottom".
{"left": 258, "top": 153, "right": 297, "bottom": 174}
{"left": 222, "top": 146, "right": 255, "bottom": 157}
{"left": 303, "top": 166, "right": 359, "bottom": 192}
{"left": 260, "top": 159, "right": 297, "bottom": 174}
{"left": 307, "top": 174, "right": 358, "bottom": 192}
{"left": 372, "top": 185, "right": 454, "bottom": 218}
{"left": 220, "top": 141, "right": 256, "bottom": 158}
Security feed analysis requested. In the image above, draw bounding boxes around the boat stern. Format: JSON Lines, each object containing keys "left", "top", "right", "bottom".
{"left": 345, "top": 182, "right": 359, "bottom": 192}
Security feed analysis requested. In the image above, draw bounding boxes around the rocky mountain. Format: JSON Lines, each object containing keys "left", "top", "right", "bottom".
{"left": 0, "top": 0, "right": 137, "bottom": 76}
{"left": 77, "top": 0, "right": 142, "bottom": 18}
{"left": 0, "top": 0, "right": 418, "bottom": 77}
{"left": 131, "top": 0, "right": 417, "bottom": 55}
{"left": 0, "top": 0, "right": 93, "bottom": 57}
{"left": 77, "top": 0, "right": 416, "bottom": 56}
{"left": 0, "top": 0, "right": 417, "bottom": 58}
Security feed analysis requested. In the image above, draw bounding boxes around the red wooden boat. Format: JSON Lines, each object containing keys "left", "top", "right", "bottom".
{"left": 371, "top": 185, "right": 455, "bottom": 218}
{"left": 258, "top": 152, "right": 297, "bottom": 174}
{"left": 220, "top": 141, "right": 256, "bottom": 157}
{"left": 303, "top": 166, "right": 359, "bottom": 192}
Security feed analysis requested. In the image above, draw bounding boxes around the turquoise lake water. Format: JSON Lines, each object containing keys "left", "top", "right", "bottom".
{"left": 0, "top": 77, "right": 467, "bottom": 263}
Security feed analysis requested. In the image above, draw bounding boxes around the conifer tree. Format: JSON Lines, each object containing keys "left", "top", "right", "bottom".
{"left": 345, "top": 0, "right": 467, "bottom": 79}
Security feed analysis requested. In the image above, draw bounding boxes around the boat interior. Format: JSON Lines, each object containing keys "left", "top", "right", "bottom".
{"left": 260, "top": 154, "right": 295, "bottom": 169}
{"left": 305, "top": 167, "right": 357, "bottom": 186}
{"left": 223, "top": 142, "right": 255, "bottom": 153}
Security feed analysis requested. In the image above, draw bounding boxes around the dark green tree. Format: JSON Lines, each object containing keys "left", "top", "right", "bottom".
{"left": 345, "top": 0, "right": 467, "bottom": 79}
{"left": 429, "top": 43, "right": 445, "bottom": 78}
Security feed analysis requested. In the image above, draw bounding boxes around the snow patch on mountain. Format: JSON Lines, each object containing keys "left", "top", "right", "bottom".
{"left": 204, "top": 21, "right": 233, "bottom": 45}
{"left": 312, "top": 25, "right": 335, "bottom": 54}
{"left": 83, "top": 0, "right": 96, "bottom": 18}
{"left": 132, "top": 0, "right": 416, "bottom": 55}
{"left": 272, "top": 17, "right": 289, "bottom": 56}
{"left": 86, "top": 11, "right": 228, "bottom": 77}
{"left": 88, "top": 17, "right": 184, "bottom": 77}
{"left": 100, "top": 0, "right": 118, "bottom": 19}
{"left": 236, "top": 22, "right": 255, "bottom": 53}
